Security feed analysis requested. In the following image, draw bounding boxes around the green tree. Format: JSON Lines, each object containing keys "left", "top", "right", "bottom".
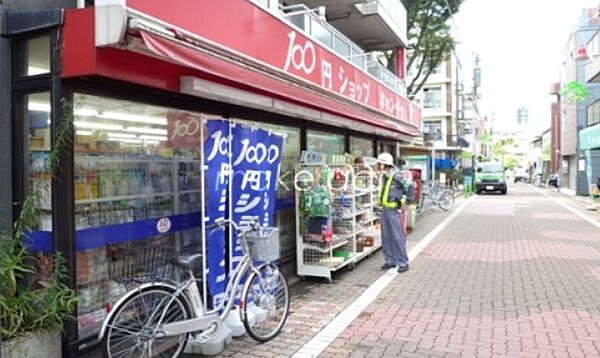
{"left": 389, "top": 0, "right": 464, "bottom": 98}
{"left": 560, "top": 81, "right": 590, "bottom": 103}
{"left": 491, "top": 138, "right": 517, "bottom": 167}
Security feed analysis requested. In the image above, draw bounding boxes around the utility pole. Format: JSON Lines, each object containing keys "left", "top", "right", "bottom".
{"left": 472, "top": 54, "right": 481, "bottom": 169}
{"left": 454, "top": 49, "right": 462, "bottom": 152}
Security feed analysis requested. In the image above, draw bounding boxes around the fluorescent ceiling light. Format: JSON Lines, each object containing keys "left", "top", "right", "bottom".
{"left": 76, "top": 130, "right": 93, "bottom": 136}
{"left": 101, "top": 111, "right": 167, "bottom": 125}
{"left": 122, "top": 139, "right": 143, "bottom": 144}
{"left": 124, "top": 127, "right": 167, "bottom": 135}
{"left": 107, "top": 132, "right": 138, "bottom": 139}
{"left": 28, "top": 66, "right": 49, "bottom": 76}
{"left": 28, "top": 102, "right": 50, "bottom": 112}
{"left": 139, "top": 135, "right": 167, "bottom": 141}
{"left": 145, "top": 140, "right": 160, "bottom": 145}
{"left": 75, "top": 108, "right": 99, "bottom": 117}
{"left": 74, "top": 121, "right": 124, "bottom": 131}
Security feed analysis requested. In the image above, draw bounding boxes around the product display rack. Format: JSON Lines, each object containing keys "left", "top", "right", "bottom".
{"left": 32, "top": 153, "right": 204, "bottom": 339}
{"left": 295, "top": 161, "right": 380, "bottom": 282}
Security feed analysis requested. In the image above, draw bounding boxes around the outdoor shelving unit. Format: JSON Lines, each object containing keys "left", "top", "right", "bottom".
{"left": 295, "top": 160, "right": 380, "bottom": 282}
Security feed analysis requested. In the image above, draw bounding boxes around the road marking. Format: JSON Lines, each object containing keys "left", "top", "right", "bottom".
{"left": 533, "top": 187, "right": 600, "bottom": 230}
{"left": 292, "top": 195, "right": 475, "bottom": 358}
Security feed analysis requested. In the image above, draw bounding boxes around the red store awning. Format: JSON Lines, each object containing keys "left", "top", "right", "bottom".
{"left": 138, "top": 31, "right": 420, "bottom": 137}
{"left": 61, "top": 7, "right": 420, "bottom": 139}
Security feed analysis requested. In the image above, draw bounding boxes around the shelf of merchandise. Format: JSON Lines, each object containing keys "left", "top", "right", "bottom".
{"left": 75, "top": 191, "right": 175, "bottom": 204}
{"left": 296, "top": 161, "right": 380, "bottom": 282}
{"left": 66, "top": 155, "right": 203, "bottom": 338}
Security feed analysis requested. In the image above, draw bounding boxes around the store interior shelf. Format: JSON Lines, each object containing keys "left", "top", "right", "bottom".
{"left": 178, "top": 189, "right": 202, "bottom": 195}
{"left": 76, "top": 191, "right": 174, "bottom": 204}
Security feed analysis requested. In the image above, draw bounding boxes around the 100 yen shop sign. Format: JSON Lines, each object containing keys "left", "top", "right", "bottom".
{"left": 167, "top": 112, "right": 207, "bottom": 148}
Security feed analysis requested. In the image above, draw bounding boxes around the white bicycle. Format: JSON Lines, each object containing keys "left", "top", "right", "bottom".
{"left": 99, "top": 218, "right": 290, "bottom": 357}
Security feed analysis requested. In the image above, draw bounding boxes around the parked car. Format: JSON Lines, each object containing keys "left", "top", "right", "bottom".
{"left": 514, "top": 167, "right": 528, "bottom": 183}
{"left": 475, "top": 161, "right": 507, "bottom": 195}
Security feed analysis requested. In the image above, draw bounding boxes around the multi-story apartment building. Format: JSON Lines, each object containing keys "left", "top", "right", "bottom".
{"left": 0, "top": 0, "right": 420, "bottom": 355}
{"left": 408, "top": 51, "right": 477, "bottom": 178}
{"left": 558, "top": 8, "right": 600, "bottom": 195}
{"left": 583, "top": 8, "right": 600, "bottom": 198}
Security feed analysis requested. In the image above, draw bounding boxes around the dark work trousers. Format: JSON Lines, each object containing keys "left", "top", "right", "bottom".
{"left": 380, "top": 207, "right": 409, "bottom": 268}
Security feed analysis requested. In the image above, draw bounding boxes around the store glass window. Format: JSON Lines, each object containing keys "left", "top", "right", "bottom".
{"left": 24, "top": 92, "right": 54, "bottom": 282}
{"left": 307, "top": 130, "right": 345, "bottom": 154}
{"left": 17, "top": 35, "right": 51, "bottom": 77}
{"left": 235, "top": 120, "right": 300, "bottom": 263}
{"left": 350, "top": 137, "right": 374, "bottom": 158}
{"left": 73, "top": 93, "right": 204, "bottom": 338}
{"left": 589, "top": 100, "right": 600, "bottom": 126}
{"left": 423, "top": 87, "right": 442, "bottom": 109}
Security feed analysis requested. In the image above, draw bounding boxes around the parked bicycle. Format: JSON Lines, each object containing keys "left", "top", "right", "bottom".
{"left": 99, "top": 217, "right": 290, "bottom": 358}
{"left": 416, "top": 180, "right": 454, "bottom": 213}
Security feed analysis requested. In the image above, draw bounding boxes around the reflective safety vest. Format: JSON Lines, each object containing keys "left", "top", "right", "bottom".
{"left": 379, "top": 170, "right": 400, "bottom": 209}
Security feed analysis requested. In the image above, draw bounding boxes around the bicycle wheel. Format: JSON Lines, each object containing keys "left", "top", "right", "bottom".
{"left": 438, "top": 190, "right": 454, "bottom": 211}
{"left": 241, "top": 264, "right": 290, "bottom": 342}
{"left": 102, "top": 286, "right": 191, "bottom": 358}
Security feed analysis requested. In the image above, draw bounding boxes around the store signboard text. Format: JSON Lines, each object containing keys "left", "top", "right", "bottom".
{"left": 167, "top": 112, "right": 206, "bottom": 148}
{"left": 126, "top": 0, "right": 420, "bottom": 127}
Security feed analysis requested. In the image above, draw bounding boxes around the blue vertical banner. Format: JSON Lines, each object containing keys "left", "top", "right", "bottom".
{"left": 204, "top": 120, "right": 283, "bottom": 308}
{"left": 230, "top": 124, "right": 283, "bottom": 268}
{"left": 203, "top": 119, "right": 231, "bottom": 307}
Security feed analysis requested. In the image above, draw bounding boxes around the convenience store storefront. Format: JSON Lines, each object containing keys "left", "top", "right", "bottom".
{"left": 1, "top": 1, "right": 421, "bottom": 354}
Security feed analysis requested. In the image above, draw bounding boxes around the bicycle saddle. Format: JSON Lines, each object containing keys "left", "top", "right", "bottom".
{"left": 175, "top": 253, "right": 203, "bottom": 271}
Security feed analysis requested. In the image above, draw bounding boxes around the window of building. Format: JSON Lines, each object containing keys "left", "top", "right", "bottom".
{"left": 26, "top": 92, "right": 53, "bottom": 227}
{"left": 307, "top": 130, "right": 345, "bottom": 154}
{"left": 350, "top": 136, "right": 374, "bottom": 158}
{"left": 16, "top": 35, "right": 51, "bottom": 77}
{"left": 424, "top": 122, "right": 442, "bottom": 141}
{"left": 588, "top": 99, "right": 600, "bottom": 126}
{"left": 72, "top": 93, "right": 204, "bottom": 339}
{"left": 430, "top": 62, "right": 443, "bottom": 75}
{"left": 17, "top": 92, "right": 54, "bottom": 290}
{"left": 423, "top": 87, "right": 442, "bottom": 109}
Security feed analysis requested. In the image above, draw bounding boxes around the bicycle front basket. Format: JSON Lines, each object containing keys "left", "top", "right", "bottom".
{"left": 246, "top": 227, "right": 280, "bottom": 262}
{"left": 108, "top": 244, "right": 177, "bottom": 286}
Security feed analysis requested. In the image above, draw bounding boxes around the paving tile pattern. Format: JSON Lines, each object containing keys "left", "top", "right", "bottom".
{"left": 196, "top": 201, "right": 453, "bottom": 357}
{"left": 319, "top": 185, "right": 600, "bottom": 358}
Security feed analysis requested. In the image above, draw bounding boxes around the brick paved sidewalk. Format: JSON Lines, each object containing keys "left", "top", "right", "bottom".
{"left": 193, "top": 195, "right": 457, "bottom": 358}
{"left": 320, "top": 184, "right": 600, "bottom": 358}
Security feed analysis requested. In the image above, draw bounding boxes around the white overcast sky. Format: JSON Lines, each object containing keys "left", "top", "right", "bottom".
{"left": 452, "top": 0, "right": 599, "bottom": 133}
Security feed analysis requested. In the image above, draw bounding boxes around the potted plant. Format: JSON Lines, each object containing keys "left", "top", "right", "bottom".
{"left": 0, "top": 101, "right": 77, "bottom": 357}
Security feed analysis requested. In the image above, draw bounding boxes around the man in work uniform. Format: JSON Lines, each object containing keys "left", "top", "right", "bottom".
{"left": 377, "top": 152, "right": 413, "bottom": 273}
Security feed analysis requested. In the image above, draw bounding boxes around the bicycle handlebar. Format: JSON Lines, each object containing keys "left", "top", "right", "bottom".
{"left": 206, "top": 217, "right": 262, "bottom": 236}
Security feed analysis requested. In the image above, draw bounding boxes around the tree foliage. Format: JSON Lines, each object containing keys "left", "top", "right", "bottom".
{"left": 560, "top": 81, "right": 590, "bottom": 103}
{"left": 491, "top": 138, "right": 518, "bottom": 167}
{"left": 394, "top": 0, "right": 464, "bottom": 98}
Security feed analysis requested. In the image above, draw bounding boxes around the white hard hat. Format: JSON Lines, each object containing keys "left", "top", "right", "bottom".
{"left": 376, "top": 152, "right": 394, "bottom": 166}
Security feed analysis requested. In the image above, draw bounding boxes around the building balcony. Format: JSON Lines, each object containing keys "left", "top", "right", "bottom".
{"left": 279, "top": 3, "right": 407, "bottom": 96}
{"left": 423, "top": 133, "right": 468, "bottom": 149}
{"left": 281, "top": 0, "right": 407, "bottom": 51}
{"left": 585, "top": 29, "right": 600, "bottom": 83}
